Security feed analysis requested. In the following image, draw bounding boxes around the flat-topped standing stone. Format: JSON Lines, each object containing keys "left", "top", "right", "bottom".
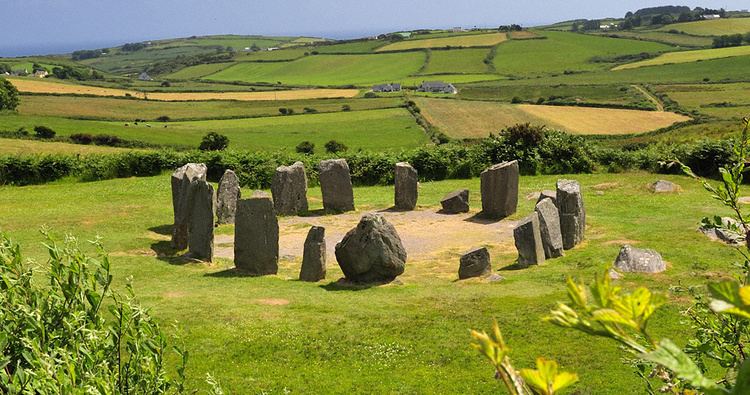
{"left": 271, "top": 162, "right": 308, "bottom": 216}
{"left": 335, "top": 214, "right": 407, "bottom": 283}
{"left": 394, "top": 162, "right": 418, "bottom": 211}
{"left": 557, "top": 179, "right": 585, "bottom": 250}
{"left": 300, "top": 226, "right": 326, "bottom": 282}
{"left": 536, "top": 190, "right": 557, "bottom": 206}
{"left": 513, "top": 212, "right": 545, "bottom": 266}
{"left": 535, "top": 198, "right": 564, "bottom": 259}
{"left": 440, "top": 189, "right": 470, "bottom": 214}
{"left": 480, "top": 161, "right": 519, "bottom": 219}
{"left": 171, "top": 163, "right": 207, "bottom": 250}
{"left": 319, "top": 159, "right": 354, "bottom": 213}
{"left": 613, "top": 245, "right": 666, "bottom": 273}
{"left": 458, "top": 247, "right": 491, "bottom": 279}
{"left": 187, "top": 179, "right": 215, "bottom": 261}
{"left": 234, "top": 192, "right": 279, "bottom": 275}
{"left": 216, "top": 169, "right": 240, "bottom": 224}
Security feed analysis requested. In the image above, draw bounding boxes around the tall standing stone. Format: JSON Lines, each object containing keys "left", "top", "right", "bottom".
{"left": 394, "top": 162, "right": 418, "bottom": 210}
{"left": 271, "top": 162, "right": 308, "bottom": 216}
{"left": 513, "top": 212, "right": 545, "bottom": 266}
{"left": 480, "top": 161, "right": 519, "bottom": 219}
{"left": 335, "top": 214, "right": 407, "bottom": 283}
{"left": 557, "top": 180, "right": 585, "bottom": 250}
{"left": 216, "top": 169, "right": 241, "bottom": 224}
{"left": 187, "top": 179, "right": 215, "bottom": 262}
{"left": 171, "top": 163, "right": 207, "bottom": 250}
{"left": 535, "top": 198, "right": 564, "bottom": 259}
{"left": 319, "top": 159, "right": 354, "bottom": 213}
{"left": 234, "top": 192, "right": 279, "bottom": 275}
{"left": 300, "top": 226, "right": 326, "bottom": 282}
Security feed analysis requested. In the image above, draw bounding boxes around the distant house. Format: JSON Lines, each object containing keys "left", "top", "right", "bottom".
{"left": 451, "top": 27, "right": 464, "bottom": 32}
{"left": 418, "top": 81, "right": 457, "bottom": 94}
{"left": 372, "top": 83, "right": 401, "bottom": 93}
{"left": 138, "top": 72, "right": 153, "bottom": 81}
{"left": 267, "top": 47, "right": 280, "bottom": 51}
{"left": 396, "top": 32, "right": 412, "bottom": 38}
{"left": 703, "top": 14, "right": 722, "bottom": 20}
{"left": 33, "top": 70, "right": 48, "bottom": 78}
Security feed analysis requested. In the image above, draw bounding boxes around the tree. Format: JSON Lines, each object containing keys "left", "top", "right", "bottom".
{"left": 199, "top": 132, "right": 229, "bottom": 151}
{"left": 0, "top": 63, "right": 10, "bottom": 74}
{"left": 34, "top": 126, "right": 56, "bottom": 139}
{"left": 0, "top": 78, "right": 20, "bottom": 111}
{"left": 324, "top": 140, "right": 347, "bottom": 154}
{"left": 295, "top": 141, "right": 315, "bottom": 154}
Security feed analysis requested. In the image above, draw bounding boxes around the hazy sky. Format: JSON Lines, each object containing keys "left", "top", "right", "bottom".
{"left": 3, "top": 0, "right": 748, "bottom": 56}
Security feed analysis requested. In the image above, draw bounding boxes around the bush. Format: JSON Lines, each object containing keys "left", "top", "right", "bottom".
{"left": 156, "top": 115, "right": 171, "bottom": 122}
{"left": 199, "top": 132, "right": 229, "bottom": 151}
{"left": 34, "top": 126, "right": 56, "bottom": 139}
{"left": 0, "top": 78, "right": 20, "bottom": 111}
{"left": 303, "top": 107, "right": 318, "bottom": 114}
{"left": 296, "top": 141, "right": 315, "bottom": 154}
{"left": 363, "top": 92, "right": 377, "bottom": 98}
{"left": 341, "top": 105, "right": 351, "bottom": 112}
{"left": 93, "top": 134, "right": 123, "bottom": 146}
{"left": 278, "top": 108, "right": 294, "bottom": 115}
{"left": 511, "top": 96, "right": 522, "bottom": 104}
{"left": 69, "top": 133, "right": 94, "bottom": 145}
{"left": 324, "top": 140, "right": 348, "bottom": 154}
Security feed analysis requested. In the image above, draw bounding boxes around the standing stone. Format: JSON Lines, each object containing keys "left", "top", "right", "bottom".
{"left": 300, "top": 226, "right": 326, "bottom": 282}
{"left": 171, "top": 163, "right": 207, "bottom": 250}
{"left": 335, "top": 214, "right": 407, "bottom": 283}
{"left": 394, "top": 162, "right": 418, "bottom": 210}
{"left": 536, "top": 190, "right": 557, "bottom": 206}
{"left": 513, "top": 212, "right": 545, "bottom": 266}
{"left": 557, "top": 180, "right": 585, "bottom": 250}
{"left": 216, "top": 169, "right": 240, "bottom": 224}
{"left": 480, "top": 161, "right": 519, "bottom": 219}
{"left": 234, "top": 192, "right": 279, "bottom": 275}
{"left": 440, "top": 189, "right": 470, "bottom": 214}
{"left": 187, "top": 179, "right": 215, "bottom": 262}
{"left": 613, "top": 245, "right": 666, "bottom": 273}
{"left": 535, "top": 198, "right": 564, "bottom": 259}
{"left": 271, "top": 162, "right": 309, "bottom": 215}
{"left": 458, "top": 247, "right": 491, "bottom": 279}
{"left": 319, "top": 159, "right": 354, "bottom": 213}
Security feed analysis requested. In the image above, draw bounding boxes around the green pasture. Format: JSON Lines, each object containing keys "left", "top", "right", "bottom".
{"left": 656, "top": 17, "right": 750, "bottom": 36}
{"left": 653, "top": 83, "right": 750, "bottom": 119}
{"left": 457, "top": 83, "right": 651, "bottom": 107}
{"left": 80, "top": 46, "right": 220, "bottom": 75}
{"left": 614, "top": 46, "right": 750, "bottom": 70}
{"left": 0, "top": 172, "right": 740, "bottom": 393}
{"left": 232, "top": 48, "right": 309, "bottom": 61}
{"left": 592, "top": 31, "right": 713, "bottom": 47}
{"left": 311, "top": 40, "right": 386, "bottom": 53}
{"left": 164, "top": 62, "right": 234, "bottom": 80}
{"left": 420, "top": 48, "right": 492, "bottom": 75}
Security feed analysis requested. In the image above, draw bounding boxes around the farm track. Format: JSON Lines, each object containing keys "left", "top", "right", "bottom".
{"left": 632, "top": 85, "right": 664, "bottom": 111}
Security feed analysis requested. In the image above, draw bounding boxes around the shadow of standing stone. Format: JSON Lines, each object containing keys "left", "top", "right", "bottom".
{"left": 319, "top": 159, "right": 354, "bottom": 213}
{"left": 480, "top": 160, "right": 519, "bottom": 219}
{"left": 216, "top": 169, "right": 240, "bottom": 224}
{"left": 234, "top": 192, "right": 279, "bottom": 275}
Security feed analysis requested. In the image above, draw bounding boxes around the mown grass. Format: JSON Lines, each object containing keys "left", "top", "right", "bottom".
{"left": 377, "top": 33, "right": 507, "bottom": 52}
{"left": 232, "top": 48, "right": 309, "bottom": 61}
{"left": 593, "top": 31, "right": 713, "bottom": 47}
{"left": 652, "top": 83, "right": 750, "bottom": 119}
{"left": 457, "top": 83, "right": 648, "bottom": 107}
{"left": 420, "top": 48, "right": 492, "bottom": 75}
{"left": 0, "top": 172, "right": 741, "bottom": 393}
{"left": 656, "top": 17, "right": 750, "bottom": 36}
{"left": 164, "top": 62, "right": 234, "bottom": 79}
{"left": 614, "top": 47, "right": 750, "bottom": 70}
{"left": 312, "top": 41, "right": 386, "bottom": 54}
{"left": 0, "top": 138, "right": 134, "bottom": 155}
{"left": 207, "top": 53, "right": 426, "bottom": 86}
{"left": 0, "top": 108, "right": 428, "bottom": 151}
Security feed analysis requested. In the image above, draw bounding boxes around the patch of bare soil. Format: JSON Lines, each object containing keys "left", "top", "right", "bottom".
{"left": 255, "top": 298, "right": 290, "bottom": 306}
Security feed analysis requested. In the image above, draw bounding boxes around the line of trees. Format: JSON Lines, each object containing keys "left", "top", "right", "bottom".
{"left": 713, "top": 33, "right": 750, "bottom": 48}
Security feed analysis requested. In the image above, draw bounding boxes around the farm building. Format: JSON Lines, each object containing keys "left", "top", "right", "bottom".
{"left": 418, "top": 81, "right": 457, "bottom": 94}
{"left": 702, "top": 14, "right": 722, "bottom": 19}
{"left": 372, "top": 83, "right": 401, "bottom": 92}
{"left": 33, "top": 70, "right": 48, "bottom": 78}
{"left": 138, "top": 72, "right": 153, "bottom": 81}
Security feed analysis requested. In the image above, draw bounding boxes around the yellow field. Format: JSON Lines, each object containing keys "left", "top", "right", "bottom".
{"left": 613, "top": 46, "right": 750, "bottom": 70}
{"left": 7, "top": 78, "right": 359, "bottom": 101}
{"left": 377, "top": 33, "right": 507, "bottom": 52}
{"left": 656, "top": 17, "right": 750, "bottom": 36}
{"left": 0, "top": 139, "right": 133, "bottom": 155}
{"left": 415, "top": 98, "right": 690, "bottom": 138}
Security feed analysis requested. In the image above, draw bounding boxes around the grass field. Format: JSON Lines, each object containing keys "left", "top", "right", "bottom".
{"left": 656, "top": 17, "right": 750, "bottom": 36}
{"left": 0, "top": 108, "right": 427, "bottom": 151}
{"left": 8, "top": 78, "right": 358, "bottom": 101}
{"left": 652, "top": 83, "right": 750, "bottom": 119}
{"left": 508, "top": 30, "right": 539, "bottom": 39}
{"left": 0, "top": 138, "right": 133, "bottom": 155}
{"left": 457, "top": 83, "right": 653, "bottom": 108}
{"left": 420, "top": 48, "right": 492, "bottom": 74}
{"left": 16, "top": 95, "right": 404, "bottom": 121}
{"left": 592, "top": 31, "right": 713, "bottom": 47}
{"left": 312, "top": 40, "right": 386, "bottom": 53}
{"left": 492, "top": 31, "right": 674, "bottom": 77}
{"left": 0, "top": 172, "right": 740, "bottom": 393}
{"left": 614, "top": 46, "right": 750, "bottom": 70}
{"left": 377, "top": 32, "right": 507, "bottom": 52}
{"left": 164, "top": 62, "right": 234, "bottom": 79}
{"left": 206, "top": 53, "right": 426, "bottom": 86}
{"left": 414, "top": 97, "right": 689, "bottom": 138}
{"left": 232, "top": 48, "right": 310, "bottom": 61}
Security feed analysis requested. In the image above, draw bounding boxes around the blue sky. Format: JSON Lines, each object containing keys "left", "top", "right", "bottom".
{"left": 3, "top": 0, "right": 748, "bottom": 56}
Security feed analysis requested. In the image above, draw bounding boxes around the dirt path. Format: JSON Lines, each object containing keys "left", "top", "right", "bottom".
{"left": 632, "top": 84, "right": 664, "bottom": 112}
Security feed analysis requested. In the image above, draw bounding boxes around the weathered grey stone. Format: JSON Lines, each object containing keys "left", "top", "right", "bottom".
{"left": 187, "top": 179, "right": 215, "bottom": 261}
{"left": 557, "top": 179, "right": 585, "bottom": 250}
{"left": 234, "top": 192, "right": 279, "bottom": 275}
{"left": 335, "top": 214, "right": 407, "bottom": 283}
{"left": 458, "top": 247, "right": 491, "bottom": 279}
{"left": 649, "top": 180, "right": 681, "bottom": 193}
{"left": 700, "top": 217, "right": 745, "bottom": 245}
{"left": 536, "top": 190, "right": 557, "bottom": 206}
{"left": 613, "top": 245, "right": 665, "bottom": 273}
{"left": 440, "top": 189, "right": 470, "bottom": 214}
{"left": 480, "top": 161, "right": 519, "bottom": 219}
{"left": 300, "top": 226, "right": 326, "bottom": 282}
{"left": 271, "top": 162, "right": 308, "bottom": 216}
{"left": 608, "top": 269, "right": 623, "bottom": 280}
{"left": 216, "top": 169, "right": 240, "bottom": 224}
{"left": 319, "top": 159, "right": 354, "bottom": 212}
{"left": 394, "top": 162, "right": 418, "bottom": 210}
{"left": 535, "top": 198, "right": 564, "bottom": 259}
{"left": 171, "top": 163, "right": 207, "bottom": 249}
{"left": 513, "top": 212, "right": 545, "bottom": 266}
{"left": 486, "top": 273, "right": 505, "bottom": 282}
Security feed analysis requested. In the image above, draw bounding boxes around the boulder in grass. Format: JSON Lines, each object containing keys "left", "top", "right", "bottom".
{"left": 458, "top": 247, "right": 491, "bottom": 279}
{"left": 649, "top": 180, "right": 681, "bottom": 193}
{"left": 335, "top": 214, "right": 407, "bottom": 283}
{"left": 440, "top": 189, "right": 470, "bottom": 214}
{"left": 613, "top": 245, "right": 665, "bottom": 273}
